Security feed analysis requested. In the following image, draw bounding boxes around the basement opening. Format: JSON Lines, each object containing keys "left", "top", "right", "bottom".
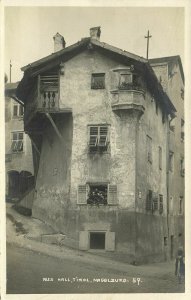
{"left": 89, "top": 232, "right": 105, "bottom": 250}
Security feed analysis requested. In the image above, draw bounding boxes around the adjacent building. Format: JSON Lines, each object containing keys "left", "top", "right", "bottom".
{"left": 5, "top": 82, "right": 34, "bottom": 201}
{"left": 16, "top": 27, "right": 184, "bottom": 263}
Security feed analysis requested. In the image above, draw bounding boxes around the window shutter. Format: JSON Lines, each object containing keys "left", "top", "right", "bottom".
{"left": 79, "top": 231, "right": 89, "bottom": 250}
{"left": 108, "top": 185, "right": 117, "bottom": 205}
{"left": 77, "top": 185, "right": 87, "bottom": 204}
{"left": 99, "top": 126, "right": 108, "bottom": 146}
{"left": 105, "top": 232, "right": 115, "bottom": 251}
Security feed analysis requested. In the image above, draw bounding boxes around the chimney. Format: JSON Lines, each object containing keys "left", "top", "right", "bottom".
{"left": 90, "top": 26, "right": 101, "bottom": 41}
{"left": 53, "top": 32, "right": 66, "bottom": 52}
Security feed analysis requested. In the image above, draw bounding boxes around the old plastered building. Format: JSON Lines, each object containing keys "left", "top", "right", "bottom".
{"left": 5, "top": 82, "right": 34, "bottom": 201}
{"left": 150, "top": 56, "right": 185, "bottom": 259}
{"left": 16, "top": 27, "right": 184, "bottom": 263}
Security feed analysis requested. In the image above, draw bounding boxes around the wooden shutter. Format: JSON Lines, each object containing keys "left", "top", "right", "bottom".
{"left": 77, "top": 185, "right": 87, "bottom": 204}
{"left": 108, "top": 185, "right": 117, "bottom": 205}
{"left": 105, "top": 232, "right": 115, "bottom": 251}
{"left": 99, "top": 126, "right": 108, "bottom": 147}
{"left": 79, "top": 231, "right": 89, "bottom": 250}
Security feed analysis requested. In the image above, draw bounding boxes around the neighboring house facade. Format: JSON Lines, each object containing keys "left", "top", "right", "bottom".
{"left": 5, "top": 82, "right": 34, "bottom": 200}
{"left": 16, "top": 27, "right": 184, "bottom": 264}
{"left": 150, "top": 56, "right": 185, "bottom": 259}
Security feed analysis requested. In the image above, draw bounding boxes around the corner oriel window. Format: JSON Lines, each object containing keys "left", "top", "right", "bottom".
{"left": 89, "top": 125, "right": 109, "bottom": 152}
{"left": 119, "top": 73, "right": 138, "bottom": 90}
{"left": 11, "top": 132, "right": 24, "bottom": 153}
{"left": 91, "top": 73, "right": 105, "bottom": 89}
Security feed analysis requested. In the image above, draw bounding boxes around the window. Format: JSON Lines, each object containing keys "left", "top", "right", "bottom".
{"left": 77, "top": 183, "right": 117, "bottom": 206}
{"left": 180, "top": 157, "right": 184, "bottom": 177}
{"left": 87, "top": 184, "right": 108, "bottom": 205}
{"left": 159, "top": 146, "right": 162, "bottom": 170}
{"left": 119, "top": 73, "right": 138, "bottom": 90}
{"left": 159, "top": 195, "right": 163, "bottom": 214}
{"left": 13, "top": 103, "right": 24, "bottom": 118}
{"left": 152, "top": 193, "right": 158, "bottom": 211}
{"left": 146, "top": 190, "right": 153, "bottom": 211}
{"left": 147, "top": 135, "right": 152, "bottom": 163}
{"left": 179, "top": 196, "right": 183, "bottom": 214}
{"left": 89, "top": 125, "right": 109, "bottom": 152}
{"left": 181, "top": 88, "right": 184, "bottom": 100}
{"left": 11, "top": 132, "right": 24, "bottom": 153}
{"left": 91, "top": 73, "right": 105, "bottom": 89}
{"left": 181, "top": 119, "right": 184, "bottom": 142}
{"left": 164, "top": 237, "right": 167, "bottom": 246}
{"left": 169, "top": 151, "right": 174, "bottom": 172}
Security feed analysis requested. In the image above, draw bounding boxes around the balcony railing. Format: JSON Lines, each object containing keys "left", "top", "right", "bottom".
{"left": 40, "top": 90, "right": 59, "bottom": 109}
{"left": 118, "top": 82, "right": 144, "bottom": 93}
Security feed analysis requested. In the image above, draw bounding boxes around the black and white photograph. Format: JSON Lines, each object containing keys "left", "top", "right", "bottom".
{"left": 1, "top": 0, "right": 190, "bottom": 298}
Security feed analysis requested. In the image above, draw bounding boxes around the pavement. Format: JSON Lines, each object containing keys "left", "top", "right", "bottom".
{"left": 5, "top": 203, "right": 185, "bottom": 293}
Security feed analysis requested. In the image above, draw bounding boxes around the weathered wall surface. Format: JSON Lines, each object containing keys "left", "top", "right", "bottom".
{"left": 33, "top": 114, "right": 73, "bottom": 230}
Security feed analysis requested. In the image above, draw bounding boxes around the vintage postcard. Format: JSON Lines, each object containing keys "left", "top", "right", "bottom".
{"left": 1, "top": 0, "right": 191, "bottom": 299}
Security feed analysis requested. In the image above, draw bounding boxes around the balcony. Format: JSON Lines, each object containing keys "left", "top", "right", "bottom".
{"left": 24, "top": 74, "right": 72, "bottom": 130}
{"left": 110, "top": 84, "right": 145, "bottom": 114}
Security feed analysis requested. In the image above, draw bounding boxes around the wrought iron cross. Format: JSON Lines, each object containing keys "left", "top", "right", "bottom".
{"left": 145, "top": 30, "right": 152, "bottom": 59}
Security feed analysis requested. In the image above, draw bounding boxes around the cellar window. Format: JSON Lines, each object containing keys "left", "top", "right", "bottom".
{"left": 90, "top": 232, "right": 105, "bottom": 249}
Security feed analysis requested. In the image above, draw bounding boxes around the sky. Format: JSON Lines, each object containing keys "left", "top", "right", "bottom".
{"left": 4, "top": 6, "right": 184, "bottom": 83}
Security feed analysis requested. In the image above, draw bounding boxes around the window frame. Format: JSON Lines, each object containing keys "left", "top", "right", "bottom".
{"left": 11, "top": 131, "right": 24, "bottom": 153}
{"left": 88, "top": 125, "right": 109, "bottom": 153}
{"left": 12, "top": 103, "right": 24, "bottom": 118}
{"left": 91, "top": 73, "right": 105, "bottom": 89}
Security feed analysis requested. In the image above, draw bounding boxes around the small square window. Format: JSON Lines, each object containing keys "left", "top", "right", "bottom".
{"left": 91, "top": 73, "right": 105, "bottom": 89}
{"left": 87, "top": 184, "right": 108, "bottom": 205}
